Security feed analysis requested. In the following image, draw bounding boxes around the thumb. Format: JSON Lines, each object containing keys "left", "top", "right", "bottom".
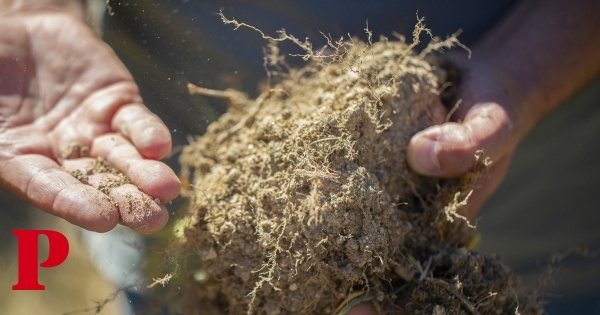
{"left": 407, "top": 102, "right": 516, "bottom": 178}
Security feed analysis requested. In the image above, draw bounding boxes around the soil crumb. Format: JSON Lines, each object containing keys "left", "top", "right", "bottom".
{"left": 175, "top": 25, "right": 542, "bottom": 315}
{"left": 68, "top": 157, "right": 131, "bottom": 194}
{"left": 62, "top": 142, "right": 90, "bottom": 159}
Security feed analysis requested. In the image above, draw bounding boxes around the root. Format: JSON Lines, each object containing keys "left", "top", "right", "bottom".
{"left": 187, "top": 83, "right": 250, "bottom": 110}
{"left": 216, "top": 90, "right": 269, "bottom": 143}
{"left": 425, "top": 278, "right": 481, "bottom": 315}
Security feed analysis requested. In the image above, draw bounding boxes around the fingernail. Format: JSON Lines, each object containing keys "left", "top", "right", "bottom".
{"left": 409, "top": 132, "right": 441, "bottom": 175}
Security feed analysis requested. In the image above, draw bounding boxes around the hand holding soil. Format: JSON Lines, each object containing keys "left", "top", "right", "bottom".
{"left": 407, "top": 55, "right": 519, "bottom": 220}
{"left": 176, "top": 21, "right": 542, "bottom": 312}
{"left": 0, "top": 11, "right": 180, "bottom": 233}
{"left": 408, "top": 0, "right": 600, "bottom": 219}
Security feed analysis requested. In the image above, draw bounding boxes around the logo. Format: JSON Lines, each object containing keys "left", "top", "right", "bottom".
{"left": 11, "top": 230, "right": 69, "bottom": 290}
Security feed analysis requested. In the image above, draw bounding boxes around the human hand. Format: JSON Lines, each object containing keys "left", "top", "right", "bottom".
{"left": 407, "top": 0, "right": 600, "bottom": 220}
{"left": 407, "top": 52, "right": 531, "bottom": 219}
{"left": 0, "top": 11, "right": 180, "bottom": 233}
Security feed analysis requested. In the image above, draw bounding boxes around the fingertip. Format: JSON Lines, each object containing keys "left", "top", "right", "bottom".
{"left": 134, "top": 123, "right": 172, "bottom": 159}
{"left": 136, "top": 204, "right": 169, "bottom": 234}
{"left": 112, "top": 104, "right": 173, "bottom": 159}
{"left": 407, "top": 128, "right": 442, "bottom": 176}
{"left": 112, "top": 185, "right": 169, "bottom": 234}
{"left": 409, "top": 123, "right": 481, "bottom": 178}
{"left": 122, "top": 204, "right": 169, "bottom": 235}
{"left": 129, "top": 160, "right": 181, "bottom": 202}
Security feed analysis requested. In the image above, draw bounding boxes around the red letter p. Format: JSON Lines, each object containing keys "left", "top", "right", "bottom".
{"left": 12, "top": 230, "right": 69, "bottom": 290}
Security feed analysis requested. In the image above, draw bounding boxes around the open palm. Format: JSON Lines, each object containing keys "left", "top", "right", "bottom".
{"left": 0, "top": 12, "right": 180, "bottom": 233}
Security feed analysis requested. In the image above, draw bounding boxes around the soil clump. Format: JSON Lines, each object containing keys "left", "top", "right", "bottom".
{"left": 176, "top": 24, "right": 542, "bottom": 315}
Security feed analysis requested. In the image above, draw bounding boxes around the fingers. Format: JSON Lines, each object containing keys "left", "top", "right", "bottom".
{"left": 407, "top": 102, "right": 516, "bottom": 178}
{"left": 89, "top": 133, "right": 181, "bottom": 203}
{"left": 106, "top": 184, "right": 169, "bottom": 234}
{"left": 0, "top": 155, "right": 119, "bottom": 232}
{"left": 111, "top": 103, "right": 173, "bottom": 160}
{"left": 52, "top": 82, "right": 141, "bottom": 156}
{"left": 0, "top": 154, "right": 171, "bottom": 234}
{"left": 51, "top": 81, "right": 172, "bottom": 161}
{"left": 63, "top": 158, "right": 169, "bottom": 234}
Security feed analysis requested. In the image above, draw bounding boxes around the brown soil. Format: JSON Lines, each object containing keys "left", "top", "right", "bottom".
{"left": 175, "top": 25, "right": 542, "bottom": 315}
{"left": 66, "top": 155, "right": 159, "bottom": 231}
{"left": 69, "top": 157, "right": 131, "bottom": 194}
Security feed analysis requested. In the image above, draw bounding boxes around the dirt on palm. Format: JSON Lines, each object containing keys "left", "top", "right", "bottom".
{"left": 175, "top": 22, "right": 542, "bottom": 315}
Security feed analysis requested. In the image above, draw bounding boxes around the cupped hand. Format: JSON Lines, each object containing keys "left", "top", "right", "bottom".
{"left": 407, "top": 52, "right": 535, "bottom": 219}
{"left": 0, "top": 12, "right": 180, "bottom": 233}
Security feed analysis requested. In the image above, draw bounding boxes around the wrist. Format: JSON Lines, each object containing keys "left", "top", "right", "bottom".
{"left": 465, "top": 0, "right": 600, "bottom": 130}
{"left": 471, "top": 44, "right": 546, "bottom": 121}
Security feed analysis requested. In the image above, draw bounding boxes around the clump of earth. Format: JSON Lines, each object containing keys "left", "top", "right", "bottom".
{"left": 175, "top": 22, "right": 542, "bottom": 315}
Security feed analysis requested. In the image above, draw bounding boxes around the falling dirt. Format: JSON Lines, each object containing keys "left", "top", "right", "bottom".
{"left": 174, "top": 19, "right": 543, "bottom": 315}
